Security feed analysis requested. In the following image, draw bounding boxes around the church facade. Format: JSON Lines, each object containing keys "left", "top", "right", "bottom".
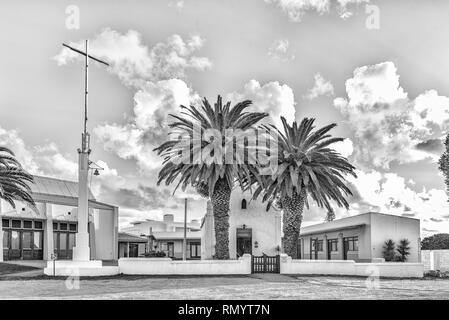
{"left": 201, "top": 191, "right": 282, "bottom": 259}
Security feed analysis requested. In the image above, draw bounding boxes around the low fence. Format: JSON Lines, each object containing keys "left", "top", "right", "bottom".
{"left": 421, "top": 250, "right": 449, "bottom": 272}
{"left": 119, "top": 254, "right": 252, "bottom": 275}
{"left": 279, "top": 254, "right": 424, "bottom": 278}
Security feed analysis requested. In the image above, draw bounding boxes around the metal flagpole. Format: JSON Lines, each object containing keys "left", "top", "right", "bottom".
{"left": 61, "top": 41, "right": 109, "bottom": 261}
{"left": 84, "top": 39, "right": 88, "bottom": 151}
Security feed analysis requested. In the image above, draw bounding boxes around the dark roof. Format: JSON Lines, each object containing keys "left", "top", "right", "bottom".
{"left": 118, "top": 232, "right": 149, "bottom": 243}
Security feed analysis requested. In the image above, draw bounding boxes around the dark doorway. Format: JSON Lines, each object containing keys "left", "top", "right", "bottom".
{"left": 310, "top": 238, "right": 319, "bottom": 260}
{"left": 129, "top": 243, "right": 139, "bottom": 257}
{"left": 236, "top": 227, "right": 252, "bottom": 258}
{"left": 327, "top": 238, "right": 338, "bottom": 260}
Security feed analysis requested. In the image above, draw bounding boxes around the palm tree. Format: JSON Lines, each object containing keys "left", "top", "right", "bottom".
{"left": 0, "top": 146, "right": 35, "bottom": 208}
{"left": 154, "top": 96, "right": 268, "bottom": 259}
{"left": 252, "top": 117, "right": 356, "bottom": 258}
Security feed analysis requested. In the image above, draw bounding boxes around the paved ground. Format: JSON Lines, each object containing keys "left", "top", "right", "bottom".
{"left": 1, "top": 274, "right": 449, "bottom": 299}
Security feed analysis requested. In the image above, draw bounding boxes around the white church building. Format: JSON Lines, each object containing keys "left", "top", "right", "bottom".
{"left": 201, "top": 191, "right": 282, "bottom": 259}
{"left": 0, "top": 175, "right": 118, "bottom": 263}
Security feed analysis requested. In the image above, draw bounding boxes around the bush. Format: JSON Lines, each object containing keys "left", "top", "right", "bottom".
{"left": 382, "top": 239, "right": 396, "bottom": 262}
{"left": 142, "top": 251, "right": 166, "bottom": 258}
{"left": 397, "top": 238, "right": 411, "bottom": 262}
{"left": 421, "top": 233, "right": 449, "bottom": 250}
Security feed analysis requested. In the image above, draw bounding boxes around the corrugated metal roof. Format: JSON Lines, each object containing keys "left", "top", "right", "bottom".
{"left": 29, "top": 175, "right": 95, "bottom": 200}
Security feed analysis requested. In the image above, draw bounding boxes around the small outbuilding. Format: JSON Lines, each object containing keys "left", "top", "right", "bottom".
{"left": 298, "top": 212, "right": 421, "bottom": 262}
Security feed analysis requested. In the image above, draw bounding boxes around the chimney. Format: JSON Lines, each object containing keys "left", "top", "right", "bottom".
{"left": 163, "top": 214, "right": 174, "bottom": 223}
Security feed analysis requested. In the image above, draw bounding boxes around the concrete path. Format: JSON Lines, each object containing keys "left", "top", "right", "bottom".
{"left": 1, "top": 275, "right": 449, "bottom": 299}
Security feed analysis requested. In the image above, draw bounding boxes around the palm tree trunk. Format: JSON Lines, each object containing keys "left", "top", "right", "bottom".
{"left": 281, "top": 189, "right": 306, "bottom": 258}
{"left": 210, "top": 178, "right": 231, "bottom": 259}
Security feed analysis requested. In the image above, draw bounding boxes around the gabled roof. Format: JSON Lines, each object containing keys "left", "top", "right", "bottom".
{"left": 30, "top": 175, "right": 95, "bottom": 200}
{"left": 25, "top": 175, "right": 116, "bottom": 210}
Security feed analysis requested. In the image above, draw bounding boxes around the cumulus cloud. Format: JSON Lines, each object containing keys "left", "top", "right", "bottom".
{"left": 54, "top": 28, "right": 211, "bottom": 86}
{"left": 331, "top": 138, "right": 353, "bottom": 158}
{"left": 227, "top": 79, "right": 296, "bottom": 129}
{"left": 168, "top": 1, "right": 185, "bottom": 10}
{"left": 334, "top": 61, "right": 449, "bottom": 169}
{"left": 268, "top": 39, "right": 295, "bottom": 61}
{"left": 96, "top": 78, "right": 296, "bottom": 173}
{"left": 304, "top": 73, "right": 334, "bottom": 100}
{"left": 55, "top": 29, "right": 209, "bottom": 174}
{"left": 0, "top": 126, "right": 76, "bottom": 180}
{"left": 0, "top": 125, "right": 124, "bottom": 201}
{"left": 94, "top": 79, "right": 199, "bottom": 173}
{"left": 345, "top": 169, "right": 449, "bottom": 237}
{"left": 265, "top": 0, "right": 370, "bottom": 22}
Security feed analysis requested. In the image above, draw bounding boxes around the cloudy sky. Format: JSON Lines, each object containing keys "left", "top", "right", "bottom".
{"left": 1, "top": 0, "right": 449, "bottom": 236}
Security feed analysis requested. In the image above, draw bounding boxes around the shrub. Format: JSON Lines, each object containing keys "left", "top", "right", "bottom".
{"left": 421, "top": 233, "right": 449, "bottom": 250}
{"left": 382, "top": 239, "right": 396, "bottom": 261}
{"left": 397, "top": 238, "right": 411, "bottom": 262}
{"left": 142, "top": 251, "right": 166, "bottom": 258}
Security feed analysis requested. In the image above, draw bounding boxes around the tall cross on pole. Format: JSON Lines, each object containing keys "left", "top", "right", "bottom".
{"left": 62, "top": 40, "right": 109, "bottom": 261}
{"left": 62, "top": 41, "right": 109, "bottom": 152}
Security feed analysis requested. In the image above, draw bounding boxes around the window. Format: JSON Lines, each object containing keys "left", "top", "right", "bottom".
{"left": 34, "top": 221, "right": 43, "bottom": 229}
{"left": 11, "top": 231, "right": 20, "bottom": 249}
{"left": 60, "top": 233, "right": 67, "bottom": 250}
{"left": 33, "top": 232, "right": 43, "bottom": 249}
{"left": 241, "top": 199, "right": 247, "bottom": 209}
{"left": 53, "top": 223, "right": 58, "bottom": 230}
{"left": 22, "top": 232, "right": 32, "bottom": 249}
{"left": 68, "top": 233, "right": 76, "bottom": 250}
{"left": 167, "top": 242, "right": 174, "bottom": 258}
{"left": 69, "top": 224, "right": 77, "bottom": 232}
{"left": 190, "top": 242, "right": 201, "bottom": 258}
{"left": 328, "top": 239, "right": 338, "bottom": 252}
{"left": 23, "top": 221, "right": 32, "bottom": 229}
{"left": 53, "top": 232, "right": 58, "bottom": 253}
{"left": 59, "top": 223, "right": 68, "bottom": 231}
{"left": 311, "top": 239, "right": 323, "bottom": 251}
{"left": 316, "top": 240, "right": 323, "bottom": 252}
{"left": 12, "top": 220, "right": 21, "bottom": 228}
{"left": 2, "top": 230, "right": 9, "bottom": 248}
{"left": 2, "top": 219, "right": 9, "bottom": 228}
{"left": 344, "top": 236, "right": 358, "bottom": 251}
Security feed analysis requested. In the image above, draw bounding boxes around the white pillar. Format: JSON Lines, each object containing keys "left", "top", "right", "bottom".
{"left": 113, "top": 207, "right": 119, "bottom": 260}
{"left": 201, "top": 200, "right": 214, "bottom": 259}
{"left": 274, "top": 211, "right": 282, "bottom": 251}
{"left": 72, "top": 151, "right": 91, "bottom": 261}
{"left": 43, "top": 203, "right": 54, "bottom": 260}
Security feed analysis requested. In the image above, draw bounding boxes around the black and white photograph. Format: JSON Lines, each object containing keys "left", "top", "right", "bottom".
{"left": 0, "top": 0, "right": 449, "bottom": 309}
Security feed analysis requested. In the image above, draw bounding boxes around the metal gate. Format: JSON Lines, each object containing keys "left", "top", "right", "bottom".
{"left": 251, "top": 254, "right": 280, "bottom": 273}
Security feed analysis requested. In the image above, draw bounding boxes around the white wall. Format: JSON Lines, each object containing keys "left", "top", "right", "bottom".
{"left": 202, "top": 190, "right": 281, "bottom": 259}
{"left": 421, "top": 250, "right": 449, "bottom": 272}
{"left": 119, "top": 254, "right": 252, "bottom": 275}
{"left": 370, "top": 214, "right": 421, "bottom": 262}
{"left": 92, "top": 208, "right": 118, "bottom": 260}
{"left": 280, "top": 255, "right": 424, "bottom": 278}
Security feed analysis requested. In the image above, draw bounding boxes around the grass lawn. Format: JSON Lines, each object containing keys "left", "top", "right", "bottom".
{"left": 0, "top": 262, "right": 40, "bottom": 276}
